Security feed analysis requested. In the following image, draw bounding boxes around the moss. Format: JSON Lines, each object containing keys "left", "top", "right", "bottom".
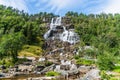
{"left": 45, "top": 71, "right": 60, "bottom": 77}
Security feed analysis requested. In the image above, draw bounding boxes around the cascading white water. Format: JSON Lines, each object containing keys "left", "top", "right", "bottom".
{"left": 44, "top": 17, "right": 62, "bottom": 39}
{"left": 60, "top": 26, "right": 79, "bottom": 44}
{"left": 44, "top": 30, "right": 51, "bottom": 39}
{"left": 44, "top": 17, "right": 80, "bottom": 44}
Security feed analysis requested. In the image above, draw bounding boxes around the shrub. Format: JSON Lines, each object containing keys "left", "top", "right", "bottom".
{"left": 97, "top": 52, "right": 115, "bottom": 70}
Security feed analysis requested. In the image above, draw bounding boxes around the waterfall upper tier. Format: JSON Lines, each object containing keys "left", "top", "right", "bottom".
{"left": 44, "top": 17, "right": 80, "bottom": 44}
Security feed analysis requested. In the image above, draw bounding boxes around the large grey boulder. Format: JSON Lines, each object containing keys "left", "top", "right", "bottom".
{"left": 80, "top": 69, "right": 101, "bottom": 80}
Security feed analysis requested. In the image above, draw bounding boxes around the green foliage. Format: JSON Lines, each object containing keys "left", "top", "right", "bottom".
{"left": 100, "top": 71, "right": 111, "bottom": 80}
{"left": 0, "top": 5, "right": 58, "bottom": 64}
{"left": 1, "top": 5, "right": 120, "bottom": 70}
{"left": 84, "top": 48, "right": 97, "bottom": 58}
{"left": 0, "top": 58, "right": 14, "bottom": 67}
{"left": 113, "top": 66, "right": 120, "bottom": 73}
{"left": 97, "top": 52, "right": 116, "bottom": 70}
{"left": 76, "top": 58, "right": 94, "bottom": 66}
{"left": 0, "top": 32, "right": 25, "bottom": 62}
{"left": 110, "top": 77, "right": 119, "bottom": 80}
{"left": 21, "top": 45, "right": 43, "bottom": 56}
{"left": 74, "top": 55, "right": 80, "bottom": 59}
{"left": 45, "top": 71, "right": 60, "bottom": 77}
{"left": 72, "top": 12, "right": 120, "bottom": 60}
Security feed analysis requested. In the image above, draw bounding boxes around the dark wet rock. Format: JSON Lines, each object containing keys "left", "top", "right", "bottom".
{"left": 0, "top": 73, "right": 5, "bottom": 78}
{"left": 35, "top": 66, "right": 45, "bottom": 72}
{"left": 40, "top": 64, "right": 55, "bottom": 74}
{"left": 60, "top": 65, "right": 70, "bottom": 70}
{"left": 0, "top": 65, "right": 6, "bottom": 70}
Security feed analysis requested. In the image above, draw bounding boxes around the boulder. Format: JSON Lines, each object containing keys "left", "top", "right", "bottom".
{"left": 81, "top": 69, "right": 100, "bottom": 80}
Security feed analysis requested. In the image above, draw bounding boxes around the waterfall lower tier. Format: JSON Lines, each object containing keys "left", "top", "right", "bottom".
{"left": 60, "top": 29, "right": 79, "bottom": 44}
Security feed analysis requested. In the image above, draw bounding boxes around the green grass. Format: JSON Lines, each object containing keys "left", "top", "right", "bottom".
{"left": 113, "top": 66, "right": 120, "bottom": 73}
{"left": 45, "top": 71, "right": 60, "bottom": 77}
{"left": 18, "top": 45, "right": 43, "bottom": 57}
{"left": 76, "top": 58, "right": 94, "bottom": 66}
{"left": 110, "top": 77, "right": 119, "bottom": 80}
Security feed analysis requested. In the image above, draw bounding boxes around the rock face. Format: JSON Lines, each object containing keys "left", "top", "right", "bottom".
{"left": 41, "top": 17, "right": 81, "bottom": 80}
{"left": 43, "top": 17, "right": 80, "bottom": 63}
{"left": 44, "top": 17, "right": 79, "bottom": 44}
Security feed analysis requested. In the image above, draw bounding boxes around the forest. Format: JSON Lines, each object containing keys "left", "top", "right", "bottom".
{"left": 0, "top": 5, "right": 120, "bottom": 78}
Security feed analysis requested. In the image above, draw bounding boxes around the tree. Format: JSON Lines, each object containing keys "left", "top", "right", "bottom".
{"left": 0, "top": 32, "right": 25, "bottom": 62}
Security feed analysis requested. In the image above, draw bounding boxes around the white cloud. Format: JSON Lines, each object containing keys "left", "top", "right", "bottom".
{"left": 40, "top": 0, "right": 120, "bottom": 14}
{"left": 40, "top": 0, "right": 85, "bottom": 13}
{"left": 97, "top": 0, "right": 120, "bottom": 14}
{"left": 0, "top": 0, "right": 120, "bottom": 15}
{"left": 0, "top": 0, "right": 28, "bottom": 12}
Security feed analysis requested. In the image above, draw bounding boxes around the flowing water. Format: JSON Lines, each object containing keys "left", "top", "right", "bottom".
{"left": 0, "top": 74, "right": 43, "bottom": 80}
{"left": 44, "top": 17, "right": 80, "bottom": 44}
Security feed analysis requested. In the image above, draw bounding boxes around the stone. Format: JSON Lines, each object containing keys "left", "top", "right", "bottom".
{"left": 38, "top": 58, "right": 46, "bottom": 62}
{"left": 81, "top": 69, "right": 101, "bottom": 80}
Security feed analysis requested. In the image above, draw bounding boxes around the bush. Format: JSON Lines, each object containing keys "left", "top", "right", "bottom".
{"left": 45, "top": 71, "right": 60, "bottom": 76}
{"left": 97, "top": 52, "right": 115, "bottom": 70}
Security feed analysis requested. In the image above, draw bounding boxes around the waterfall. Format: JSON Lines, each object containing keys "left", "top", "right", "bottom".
{"left": 44, "top": 30, "right": 51, "bottom": 39}
{"left": 44, "top": 17, "right": 80, "bottom": 44}
{"left": 60, "top": 28, "right": 79, "bottom": 44}
{"left": 44, "top": 17, "right": 62, "bottom": 39}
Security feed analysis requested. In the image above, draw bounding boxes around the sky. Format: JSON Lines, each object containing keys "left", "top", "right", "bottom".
{"left": 0, "top": 0, "right": 120, "bottom": 16}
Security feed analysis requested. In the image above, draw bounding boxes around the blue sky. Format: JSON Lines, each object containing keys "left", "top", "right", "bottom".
{"left": 0, "top": 0, "right": 120, "bottom": 16}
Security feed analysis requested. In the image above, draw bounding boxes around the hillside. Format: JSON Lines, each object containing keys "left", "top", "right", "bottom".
{"left": 0, "top": 5, "right": 120, "bottom": 80}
